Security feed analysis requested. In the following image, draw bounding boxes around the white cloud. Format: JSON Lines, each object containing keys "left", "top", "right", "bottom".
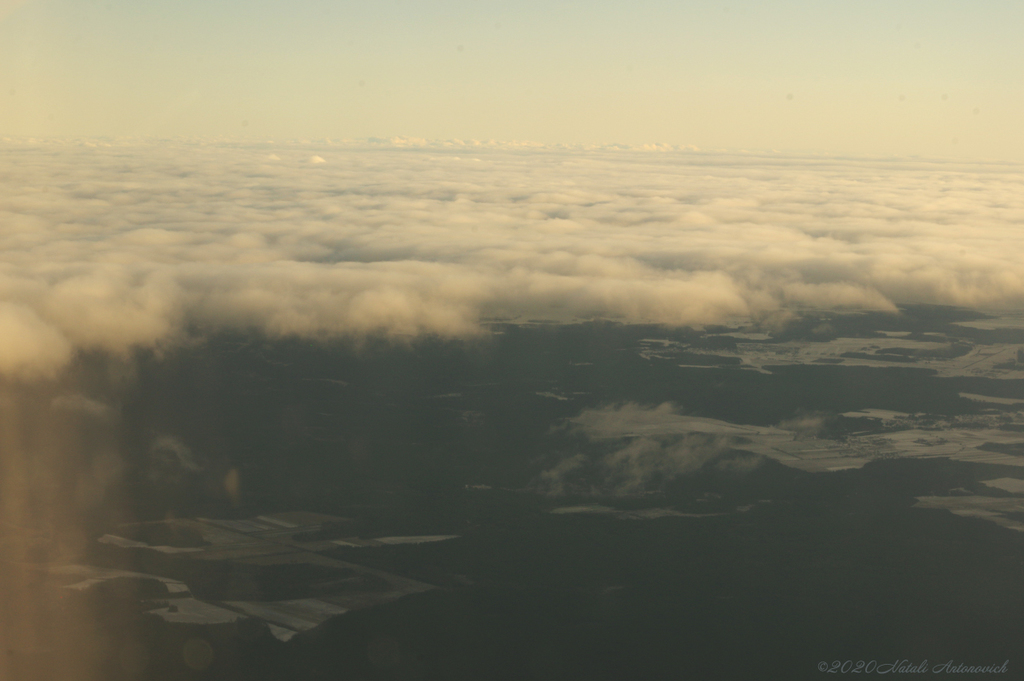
{"left": 1, "top": 139, "right": 1023, "bottom": 376}
{"left": 535, "top": 402, "right": 737, "bottom": 495}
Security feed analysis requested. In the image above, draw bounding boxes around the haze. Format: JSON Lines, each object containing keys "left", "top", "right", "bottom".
{"left": 1, "top": 0, "right": 1022, "bottom": 159}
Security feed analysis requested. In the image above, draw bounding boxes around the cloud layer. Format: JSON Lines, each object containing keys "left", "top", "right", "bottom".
{"left": 2, "top": 139, "right": 1024, "bottom": 376}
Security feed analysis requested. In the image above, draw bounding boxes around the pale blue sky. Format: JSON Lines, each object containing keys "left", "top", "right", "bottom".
{"left": 1, "top": 0, "right": 1021, "bottom": 157}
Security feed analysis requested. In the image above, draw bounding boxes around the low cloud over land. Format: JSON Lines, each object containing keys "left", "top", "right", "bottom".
{"left": 536, "top": 403, "right": 743, "bottom": 495}
{"left": 2, "top": 139, "right": 1024, "bottom": 376}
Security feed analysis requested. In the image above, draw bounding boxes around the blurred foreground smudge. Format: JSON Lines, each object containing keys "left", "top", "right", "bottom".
{"left": 0, "top": 381, "right": 127, "bottom": 681}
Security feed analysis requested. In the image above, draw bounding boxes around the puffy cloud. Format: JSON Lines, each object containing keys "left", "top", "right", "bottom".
{"left": 597, "top": 435, "right": 724, "bottom": 495}
{"left": 147, "top": 435, "right": 202, "bottom": 484}
{"left": 535, "top": 402, "right": 736, "bottom": 495}
{"left": 1, "top": 139, "right": 1023, "bottom": 376}
{"left": 0, "top": 302, "right": 72, "bottom": 378}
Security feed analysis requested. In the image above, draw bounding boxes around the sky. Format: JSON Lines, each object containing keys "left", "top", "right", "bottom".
{"left": 1, "top": 0, "right": 1022, "bottom": 158}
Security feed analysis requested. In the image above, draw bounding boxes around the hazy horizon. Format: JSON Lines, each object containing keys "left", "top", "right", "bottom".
{"left": 2, "top": 0, "right": 1022, "bottom": 160}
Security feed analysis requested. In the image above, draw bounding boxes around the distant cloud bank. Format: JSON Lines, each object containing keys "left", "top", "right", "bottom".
{"left": 1, "top": 139, "right": 1023, "bottom": 376}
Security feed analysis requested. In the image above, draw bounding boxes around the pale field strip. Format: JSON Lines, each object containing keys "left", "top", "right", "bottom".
{"left": 637, "top": 338, "right": 687, "bottom": 362}
{"left": 71, "top": 511, "right": 440, "bottom": 639}
{"left": 597, "top": 409, "right": 1024, "bottom": 473}
{"left": 221, "top": 598, "right": 349, "bottom": 634}
{"left": 914, "top": 496, "right": 1024, "bottom": 533}
{"left": 730, "top": 338, "right": 1024, "bottom": 378}
{"left": 640, "top": 335, "right": 1024, "bottom": 377}
{"left": 572, "top": 402, "right": 1024, "bottom": 530}
{"left": 206, "top": 518, "right": 279, "bottom": 533}
{"left": 585, "top": 414, "right": 790, "bottom": 440}
{"left": 953, "top": 317, "right": 1024, "bottom": 330}
{"left": 51, "top": 564, "right": 191, "bottom": 594}
{"left": 634, "top": 314, "right": 1024, "bottom": 482}
{"left": 374, "top": 535, "right": 459, "bottom": 545}
{"left": 549, "top": 505, "right": 725, "bottom": 519}
{"left": 710, "top": 332, "right": 773, "bottom": 340}
{"left": 148, "top": 598, "right": 247, "bottom": 625}
{"left": 982, "top": 477, "right": 1024, "bottom": 494}
{"left": 642, "top": 310, "right": 1024, "bottom": 379}
{"left": 97, "top": 534, "right": 202, "bottom": 554}
{"left": 959, "top": 392, "right": 1024, "bottom": 405}
{"left": 612, "top": 404, "right": 1024, "bottom": 532}
{"left": 97, "top": 517, "right": 259, "bottom": 555}
{"left": 255, "top": 515, "right": 300, "bottom": 528}
{"left": 549, "top": 505, "right": 617, "bottom": 514}
{"left": 752, "top": 423, "right": 1024, "bottom": 472}
{"left": 330, "top": 535, "right": 460, "bottom": 547}
{"left": 49, "top": 565, "right": 247, "bottom": 626}
{"left": 190, "top": 520, "right": 266, "bottom": 546}
{"left": 267, "top": 624, "right": 299, "bottom": 642}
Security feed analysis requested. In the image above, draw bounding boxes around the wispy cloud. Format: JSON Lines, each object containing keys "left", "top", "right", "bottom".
{"left": 1, "top": 139, "right": 1023, "bottom": 376}
{"left": 535, "top": 402, "right": 739, "bottom": 495}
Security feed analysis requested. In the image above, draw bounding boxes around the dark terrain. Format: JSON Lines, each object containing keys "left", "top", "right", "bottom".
{"left": 27, "top": 306, "right": 1024, "bottom": 680}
